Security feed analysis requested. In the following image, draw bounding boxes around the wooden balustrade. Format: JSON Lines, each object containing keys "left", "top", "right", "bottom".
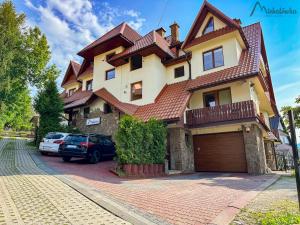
{"left": 186, "top": 100, "right": 257, "bottom": 127}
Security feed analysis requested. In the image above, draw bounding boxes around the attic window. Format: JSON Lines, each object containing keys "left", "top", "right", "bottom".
{"left": 203, "top": 17, "right": 214, "bottom": 35}
{"left": 130, "top": 55, "right": 142, "bottom": 71}
{"left": 68, "top": 88, "right": 75, "bottom": 96}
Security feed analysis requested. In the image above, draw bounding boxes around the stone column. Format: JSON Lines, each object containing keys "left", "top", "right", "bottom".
{"left": 264, "top": 140, "right": 277, "bottom": 171}
{"left": 168, "top": 127, "right": 194, "bottom": 172}
{"left": 242, "top": 124, "right": 267, "bottom": 174}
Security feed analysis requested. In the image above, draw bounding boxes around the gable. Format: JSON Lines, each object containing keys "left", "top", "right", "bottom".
{"left": 195, "top": 13, "right": 226, "bottom": 38}
{"left": 61, "top": 61, "right": 80, "bottom": 87}
{"left": 182, "top": 1, "right": 247, "bottom": 50}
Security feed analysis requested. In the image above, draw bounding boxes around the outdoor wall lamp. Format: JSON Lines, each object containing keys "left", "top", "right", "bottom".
{"left": 245, "top": 126, "right": 251, "bottom": 133}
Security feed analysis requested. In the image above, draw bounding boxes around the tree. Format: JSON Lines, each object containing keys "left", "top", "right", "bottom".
{"left": 33, "top": 66, "right": 64, "bottom": 145}
{"left": 281, "top": 96, "right": 300, "bottom": 129}
{"left": 0, "top": 0, "right": 51, "bottom": 131}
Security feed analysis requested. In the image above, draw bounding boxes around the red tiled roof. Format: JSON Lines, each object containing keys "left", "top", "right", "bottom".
{"left": 78, "top": 23, "right": 142, "bottom": 55}
{"left": 71, "top": 60, "right": 81, "bottom": 75}
{"left": 63, "top": 89, "right": 93, "bottom": 104}
{"left": 186, "top": 23, "right": 261, "bottom": 91}
{"left": 108, "top": 31, "right": 176, "bottom": 65}
{"left": 134, "top": 81, "right": 191, "bottom": 121}
{"left": 94, "top": 88, "right": 138, "bottom": 115}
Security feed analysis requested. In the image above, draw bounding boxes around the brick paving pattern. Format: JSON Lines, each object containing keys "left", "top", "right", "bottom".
{"left": 41, "top": 151, "right": 277, "bottom": 225}
{"left": 0, "top": 138, "right": 129, "bottom": 225}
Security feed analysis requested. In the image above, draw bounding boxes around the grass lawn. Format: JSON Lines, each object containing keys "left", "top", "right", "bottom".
{"left": 231, "top": 176, "right": 298, "bottom": 225}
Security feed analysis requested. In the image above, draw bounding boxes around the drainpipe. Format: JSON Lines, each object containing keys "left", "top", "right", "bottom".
{"left": 182, "top": 49, "right": 191, "bottom": 80}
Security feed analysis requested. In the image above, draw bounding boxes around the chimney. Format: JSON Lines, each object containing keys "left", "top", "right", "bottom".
{"left": 233, "top": 18, "right": 242, "bottom": 26}
{"left": 169, "top": 22, "right": 180, "bottom": 45}
{"left": 155, "top": 27, "right": 166, "bottom": 37}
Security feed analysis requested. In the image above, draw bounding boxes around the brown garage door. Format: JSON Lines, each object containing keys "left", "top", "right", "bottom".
{"left": 193, "top": 132, "right": 247, "bottom": 172}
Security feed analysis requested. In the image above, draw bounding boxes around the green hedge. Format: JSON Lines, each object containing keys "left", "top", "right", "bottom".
{"left": 115, "top": 116, "right": 167, "bottom": 164}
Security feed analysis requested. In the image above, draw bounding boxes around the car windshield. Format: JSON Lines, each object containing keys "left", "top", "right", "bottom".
{"left": 65, "top": 135, "right": 87, "bottom": 144}
{"left": 45, "top": 133, "right": 64, "bottom": 139}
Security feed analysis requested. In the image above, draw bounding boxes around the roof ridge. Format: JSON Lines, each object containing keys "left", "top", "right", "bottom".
{"left": 120, "top": 22, "right": 127, "bottom": 34}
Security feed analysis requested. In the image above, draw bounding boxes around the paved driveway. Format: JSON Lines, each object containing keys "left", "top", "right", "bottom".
{"left": 0, "top": 138, "right": 129, "bottom": 225}
{"left": 40, "top": 149, "right": 277, "bottom": 225}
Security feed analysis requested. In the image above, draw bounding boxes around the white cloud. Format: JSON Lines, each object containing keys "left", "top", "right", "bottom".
{"left": 276, "top": 81, "right": 300, "bottom": 93}
{"left": 24, "top": 0, "right": 145, "bottom": 88}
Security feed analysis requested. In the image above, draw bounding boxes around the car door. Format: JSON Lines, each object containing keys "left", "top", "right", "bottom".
{"left": 100, "top": 137, "right": 115, "bottom": 156}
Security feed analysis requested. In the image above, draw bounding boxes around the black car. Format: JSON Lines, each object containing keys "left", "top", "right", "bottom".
{"left": 58, "top": 134, "right": 116, "bottom": 163}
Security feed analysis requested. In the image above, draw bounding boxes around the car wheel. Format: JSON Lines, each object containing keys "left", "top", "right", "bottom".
{"left": 62, "top": 156, "right": 72, "bottom": 162}
{"left": 89, "top": 150, "right": 101, "bottom": 164}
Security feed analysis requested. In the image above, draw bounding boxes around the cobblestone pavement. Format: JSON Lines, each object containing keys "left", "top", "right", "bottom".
{"left": 0, "top": 138, "right": 130, "bottom": 225}
{"left": 40, "top": 150, "right": 278, "bottom": 225}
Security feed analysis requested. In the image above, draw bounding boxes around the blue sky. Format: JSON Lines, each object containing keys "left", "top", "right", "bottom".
{"left": 10, "top": 0, "right": 300, "bottom": 110}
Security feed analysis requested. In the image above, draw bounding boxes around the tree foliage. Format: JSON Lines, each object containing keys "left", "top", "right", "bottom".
{"left": 0, "top": 0, "right": 51, "bottom": 131}
{"left": 115, "top": 116, "right": 167, "bottom": 164}
{"left": 33, "top": 66, "right": 64, "bottom": 145}
{"left": 281, "top": 96, "right": 300, "bottom": 129}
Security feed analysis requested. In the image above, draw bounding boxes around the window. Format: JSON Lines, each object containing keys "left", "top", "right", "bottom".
{"left": 174, "top": 66, "right": 185, "bottom": 78}
{"left": 103, "top": 103, "right": 112, "bottom": 114}
{"left": 86, "top": 79, "right": 93, "bottom": 91}
{"left": 105, "top": 69, "right": 115, "bottom": 80}
{"left": 106, "top": 52, "right": 115, "bottom": 61}
{"left": 130, "top": 54, "right": 142, "bottom": 71}
{"left": 68, "top": 88, "right": 76, "bottom": 96}
{"left": 131, "top": 81, "right": 142, "bottom": 101}
{"left": 203, "top": 17, "right": 214, "bottom": 35}
{"left": 83, "top": 107, "right": 90, "bottom": 118}
{"left": 203, "top": 47, "right": 224, "bottom": 71}
{"left": 203, "top": 88, "right": 231, "bottom": 107}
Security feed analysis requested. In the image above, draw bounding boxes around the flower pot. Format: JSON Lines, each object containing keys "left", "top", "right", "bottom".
{"left": 158, "top": 164, "right": 164, "bottom": 175}
{"left": 131, "top": 164, "right": 138, "bottom": 176}
{"left": 123, "top": 164, "right": 131, "bottom": 176}
{"left": 148, "top": 164, "right": 154, "bottom": 176}
{"left": 138, "top": 165, "right": 144, "bottom": 176}
{"left": 143, "top": 164, "right": 149, "bottom": 176}
{"left": 153, "top": 164, "right": 159, "bottom": 176}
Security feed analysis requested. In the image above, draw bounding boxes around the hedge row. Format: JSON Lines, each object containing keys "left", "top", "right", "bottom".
{"left": 115, "top": 116, "right": 167, "bottom": 164}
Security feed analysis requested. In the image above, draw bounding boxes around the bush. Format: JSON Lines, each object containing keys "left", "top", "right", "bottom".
{"left": 115, "top": 116, "right": 167, "bottom": 165}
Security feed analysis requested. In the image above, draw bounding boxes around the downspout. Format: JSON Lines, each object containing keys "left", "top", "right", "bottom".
{"left": 182, "top": 50, "right": 191, "bottom": 80}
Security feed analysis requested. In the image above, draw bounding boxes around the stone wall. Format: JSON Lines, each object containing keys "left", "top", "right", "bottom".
{"left": 75, "top": 108, "right": 120, "bottom": 139}
{"left": 168, "top": 127, "right": 194, "bottom": 172}
{"left": 264, "top": 140, "right": 277, "bottom": 171}
{"left": 242, "top": 124, "right": 268, "bottom": 174}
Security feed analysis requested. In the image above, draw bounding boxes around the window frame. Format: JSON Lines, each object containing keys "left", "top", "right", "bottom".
{"left": 131, "top": 81, "right": 143, "bottom": 101}
{"left": 103, "top": 103, "right": 112, "bottom": 114}
{"left": 174, "top": 66, "right": 185, "bottom": 78}
{"left": 83, "top": 107, "right": 90, "bottom": 118}
{"left": 203, "top": 88, "right": 232, "bottom": 107}
{"left": 130, "top": 54, "right": 143, "bottom": 71}
{"left": 105, "top": 68, "right": 116, "bottom": 80}
{"left": 86, "top": 79, "right": 93, "bottom": 91}
{"left": 202, "top": 46, "right": 224, "bottom": 71}
{"left": 68, "top": 88, "right": 76, "bottom": 96}
{"left": 202, "top": 17, "right": 214, "bottom": 35}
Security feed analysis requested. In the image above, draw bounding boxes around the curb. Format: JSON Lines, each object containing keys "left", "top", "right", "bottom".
{"left": 29, "top": 151, "right": 159, "bottom": 225}
{"left": 210, "top": 174, "right": 281, "bottom": 225}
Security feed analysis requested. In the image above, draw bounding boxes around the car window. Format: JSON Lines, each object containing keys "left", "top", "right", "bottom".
{"left": 65, "top": 135, "right": 87, "bottom": 143}
{"left": 45, "top": 133, "right": 55, "bottom": 139}
{"left": 89, "top": 136, "right": 98, "bottom": 143}
{"left": 100, "top": 137, "right": 112, "bottom": 145}
{"left": 53, "top": 134, "right": 63, "bottom": 139}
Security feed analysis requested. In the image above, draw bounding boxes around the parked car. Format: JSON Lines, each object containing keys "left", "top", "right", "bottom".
{"left": 58, "top": 134, "right": 116, "bottom": 163}
{"left": 39, "top": 132, "right": 69, "bottom": 155}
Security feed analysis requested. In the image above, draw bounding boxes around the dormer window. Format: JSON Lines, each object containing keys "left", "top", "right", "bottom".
{"left": 203, "top": 47, "right": 224, "bottom": 71}
{"left": 86, "top": 79, "right": 93, "bottom": 91}
{"left": 203, "top": 17, "right": 214, "bottom": 35}
{"left": 68, "top": 88, "right": 75, "bottom": 96}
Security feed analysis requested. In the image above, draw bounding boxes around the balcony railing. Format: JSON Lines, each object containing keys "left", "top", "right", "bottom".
{"left": 186, "top": 100, "right": 257, "bottom": 127}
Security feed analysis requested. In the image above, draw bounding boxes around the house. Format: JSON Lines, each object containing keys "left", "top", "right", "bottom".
{"left": 270, "top": 116, "right": 294, "bottom": 169}
{"left": 60, "top": 1, "right": 279, "bottom": 174}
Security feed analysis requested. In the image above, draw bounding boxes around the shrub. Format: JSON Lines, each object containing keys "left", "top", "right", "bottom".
{"left": 115, "top": 116, "right": 167, "bottom": 165}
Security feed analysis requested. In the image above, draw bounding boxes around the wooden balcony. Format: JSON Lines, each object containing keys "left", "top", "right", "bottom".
{"left": 186, "top": 100, "right": 257, "bottom": 127}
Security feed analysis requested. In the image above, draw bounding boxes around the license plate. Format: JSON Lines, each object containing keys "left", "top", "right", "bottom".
{"left": 67, "top": 145, "right": 77, "bottom": 149}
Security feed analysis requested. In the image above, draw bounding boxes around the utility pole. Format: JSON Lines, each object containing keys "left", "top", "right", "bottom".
{"left": 288, "top": 110, "right": 300, "bottom": 209}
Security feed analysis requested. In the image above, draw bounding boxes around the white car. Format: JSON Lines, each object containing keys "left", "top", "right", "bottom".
{"left": 39, "top": 132, "right": 69, "bottom": 155}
